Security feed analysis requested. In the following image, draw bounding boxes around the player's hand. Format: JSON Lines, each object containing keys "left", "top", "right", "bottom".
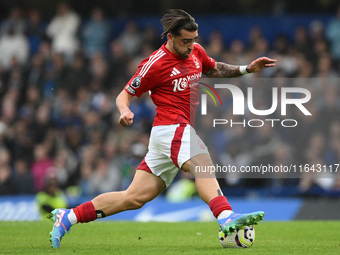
{"left": 119, "top": 109, "right": 134, "bottom": 127}
{"left": 247, "top": 57, "right": 276, "bottom": 73}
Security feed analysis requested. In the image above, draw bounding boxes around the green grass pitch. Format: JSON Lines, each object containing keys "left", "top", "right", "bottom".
{"left": 0, "top": 221, "right": 339, "bottom": 255}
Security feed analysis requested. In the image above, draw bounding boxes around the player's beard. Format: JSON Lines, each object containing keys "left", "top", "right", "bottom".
{"left": 173, "top": 41, "right": 191, "bottom": 59}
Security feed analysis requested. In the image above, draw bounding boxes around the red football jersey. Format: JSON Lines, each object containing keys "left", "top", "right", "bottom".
{"left": 124, "top": 42, "right": 215, "bottom": 127}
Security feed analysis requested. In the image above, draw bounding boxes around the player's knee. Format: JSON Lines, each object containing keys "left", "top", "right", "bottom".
{"left": 124, "top": 193, "right": 147, "bottom": 210}
{"left": 129, "top": 198, "right": 146, "bottom": 210}
{"left": 131, "top": 198, "right": 145, "bottom": 209}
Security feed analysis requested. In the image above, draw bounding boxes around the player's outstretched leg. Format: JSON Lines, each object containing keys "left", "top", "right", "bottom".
{"left": 48, "top": 170, "right": 166, "bottom": 248}
{"left": 49, "top": 209, "right": 72, "bottom": 248}
{"left": 218, "top": 211, "right": 265, "bottom": 235}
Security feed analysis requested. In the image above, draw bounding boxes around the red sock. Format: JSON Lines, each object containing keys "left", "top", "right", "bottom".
{"left": 209, "top": 196, "right": 232, "bottom": 218}
{"left": 73, "top": 201, "right": 97, "bottom": 223}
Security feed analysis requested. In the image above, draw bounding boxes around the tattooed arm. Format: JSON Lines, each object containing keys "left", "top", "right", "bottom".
{"left": 205, "top": 57, "right": 276, "bottom": 78}
{"left": 205, "top": 62, "right": 244, "bottom": 78}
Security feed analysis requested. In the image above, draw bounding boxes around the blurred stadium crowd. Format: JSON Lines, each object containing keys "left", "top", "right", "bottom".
{"left": 0, "top": 2, "right": 340, "bottom": 200}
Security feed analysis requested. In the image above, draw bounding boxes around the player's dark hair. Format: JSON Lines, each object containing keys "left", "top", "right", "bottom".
{"left": 161, "top": 9, "right": 198, "bottom": 39}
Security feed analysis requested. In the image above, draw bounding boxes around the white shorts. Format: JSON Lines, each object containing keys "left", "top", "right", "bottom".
{"left": 137, "top": 124, "right": 209, "bottom": 187}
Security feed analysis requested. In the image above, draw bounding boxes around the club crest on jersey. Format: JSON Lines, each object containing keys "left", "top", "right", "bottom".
{"left": 192, "top": 55, "right": 200, "bottom": 69}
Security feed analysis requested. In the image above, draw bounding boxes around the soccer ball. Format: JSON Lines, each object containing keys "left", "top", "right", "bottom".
{"left": 218, "top": 225, "right": 255, "bottom": 248}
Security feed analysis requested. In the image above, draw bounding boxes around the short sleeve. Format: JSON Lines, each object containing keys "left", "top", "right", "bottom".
{"left": 124, "top": 49, "right": 166, "bottom": 97}
{"left": 124, "top": 56, "right": 161, "bottom": 97}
